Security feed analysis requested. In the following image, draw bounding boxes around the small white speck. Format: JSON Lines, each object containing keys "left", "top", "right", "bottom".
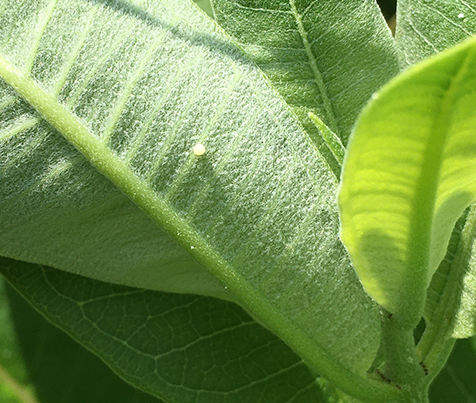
{"left": 193, "top": 143, "right": 206, "bottom": 156}
{"left": 190, "top": 246, "right": 195, "bottom": 250}
{"left": 458, "top": 13, "right": 465, "bottom": 18}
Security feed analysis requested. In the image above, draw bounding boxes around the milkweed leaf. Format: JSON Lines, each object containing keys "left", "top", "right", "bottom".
{"left": 0, "top": 0, "right": 383, "bottom": 389}
{"left": 339, "top": 37, "right": 476, "bottom": 328}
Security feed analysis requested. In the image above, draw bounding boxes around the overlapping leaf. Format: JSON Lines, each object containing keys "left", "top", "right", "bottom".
{"left": 211, "top": 0, "right": 399, "bottom": 154}
{"left": 1, "top": 276, "right": 163, "bottom": 403}
{"left": 1, "top": 260, "right": 323, "bottom": 403}
{"left": 339, "top": 37, "right": 476, "bottom": 328}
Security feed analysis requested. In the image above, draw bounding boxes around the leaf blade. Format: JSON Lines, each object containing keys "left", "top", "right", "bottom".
{"left": 339, "top": 37, "right": 476, "bottom": 328}
{"left": 2, "top": 277, "right": 164, "bottom": 403}
{"left": 396, "top": 0, "right": 476, "bottom": 67}
{"left": 210, "top": 0, "right": 400, "bottom": 148}
{"left": 0, "top": 0, "right": 384, "bottom": 392}
{"left": 1, "top": 258, "right": 324, "bottom": 403}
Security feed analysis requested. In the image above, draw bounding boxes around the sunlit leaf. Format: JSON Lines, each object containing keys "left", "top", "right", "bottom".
{"left": 396, "top": 0, "right": 476, "bottom": 66}
{"left": 339, "top": 37, "right": 476, "bottom": 328}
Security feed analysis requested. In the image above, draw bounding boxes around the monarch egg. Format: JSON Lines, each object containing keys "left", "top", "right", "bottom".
{"left": 193, "top": 143, "right": 206, "bottom": 156}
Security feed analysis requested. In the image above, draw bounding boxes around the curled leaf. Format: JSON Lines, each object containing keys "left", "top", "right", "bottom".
{"left": 339, "top": 37, "right": 476, "bottom": 328}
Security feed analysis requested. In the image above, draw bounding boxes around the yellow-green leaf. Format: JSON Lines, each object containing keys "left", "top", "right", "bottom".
{"left": 339, "top": 37, "right": 476, "bottom": 328}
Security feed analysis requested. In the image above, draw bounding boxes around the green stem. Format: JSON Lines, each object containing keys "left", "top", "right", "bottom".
{"left": 379, "top": 310, "right": 428, "bottom": 402}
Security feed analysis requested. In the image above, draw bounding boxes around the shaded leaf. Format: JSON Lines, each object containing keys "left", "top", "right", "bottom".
{"left": 0, "top": 278, "right": 37, "bottom": 403}
{"left": 429, "top": 338, "right": 476, "bottom": 402}
{"left": 448, "top": 206, "right": 476, "bottom": 338}
{"left": 0, "top": 258, "right": 324, "bottom": 403}
{"left": 3, "top": 277, "right": 163, "bottom": 403}
{"left": 339, "top": 37, "right": 476, "bottom": 328}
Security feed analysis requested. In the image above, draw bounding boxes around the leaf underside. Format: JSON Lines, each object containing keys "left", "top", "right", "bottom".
{"left": 396, "top": 0, "right": 476, "bottom": 67}
{"left": 0, "top": 0, "right": 380, "bottom": 391}
{"left": 211, "top": 0, "right": 399, "bottom": 157}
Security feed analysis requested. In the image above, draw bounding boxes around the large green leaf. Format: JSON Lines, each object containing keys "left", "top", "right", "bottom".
{"left": 1, "top": 276, "right": 163, "bottom": 403}
{"left": 210, "top": 0, "right": 399, "bottom": 152}
{"left": 396, "top": 0, "right": 476, "bottom": 67}
{"left": 0, "top": 258, "right": 324, "bottom": 403}
{"left": 339, "top": 37, "right": 476, "bottom": 328}
{"left": 0, "top": 0, "right": 389, "bottom": 395}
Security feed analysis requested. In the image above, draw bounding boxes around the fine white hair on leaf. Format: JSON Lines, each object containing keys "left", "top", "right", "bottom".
{"left": 193, "top": 143, "right": 206, "bottom": 156}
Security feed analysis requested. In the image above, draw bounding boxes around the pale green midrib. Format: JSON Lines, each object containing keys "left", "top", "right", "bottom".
{"left": 407, "top": 48, "right": 475, "bottom": 306}
{"left": 0, "top": 54, "right": 399, "bottom": 402}
{"left": 288, "top": 0, "right": 340, "bottom": 136}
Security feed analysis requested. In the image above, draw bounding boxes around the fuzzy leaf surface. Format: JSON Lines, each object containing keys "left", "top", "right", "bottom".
{"left": 211, "top": 0, "right": 399, "bottom": 151}
{"left": 0, "top": 0, "right": 380, "bottom": 388}
{"left": 396, "top": 0, "right": 476, "bottom": 67}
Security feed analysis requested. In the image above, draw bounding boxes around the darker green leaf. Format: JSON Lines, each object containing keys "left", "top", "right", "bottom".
{"left": 0, "top": 258, "right": 324, "bottom": 403}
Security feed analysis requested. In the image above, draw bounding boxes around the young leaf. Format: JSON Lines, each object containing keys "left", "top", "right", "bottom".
{"left": 339, "top": 37, "right": 476, "bottom": 328}
{"left": 308, "top": 111, "right": 345, "bottom": 165}
{"left": 0, "top": 0, "right": 383, "bottom": 389}
{"left": 396, "top": 0, "right": 476, "bottom": 342}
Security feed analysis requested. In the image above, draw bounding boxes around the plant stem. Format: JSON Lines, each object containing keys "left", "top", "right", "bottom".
{"left": 379, "top": 310, "right": 428, "bottom": 402}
